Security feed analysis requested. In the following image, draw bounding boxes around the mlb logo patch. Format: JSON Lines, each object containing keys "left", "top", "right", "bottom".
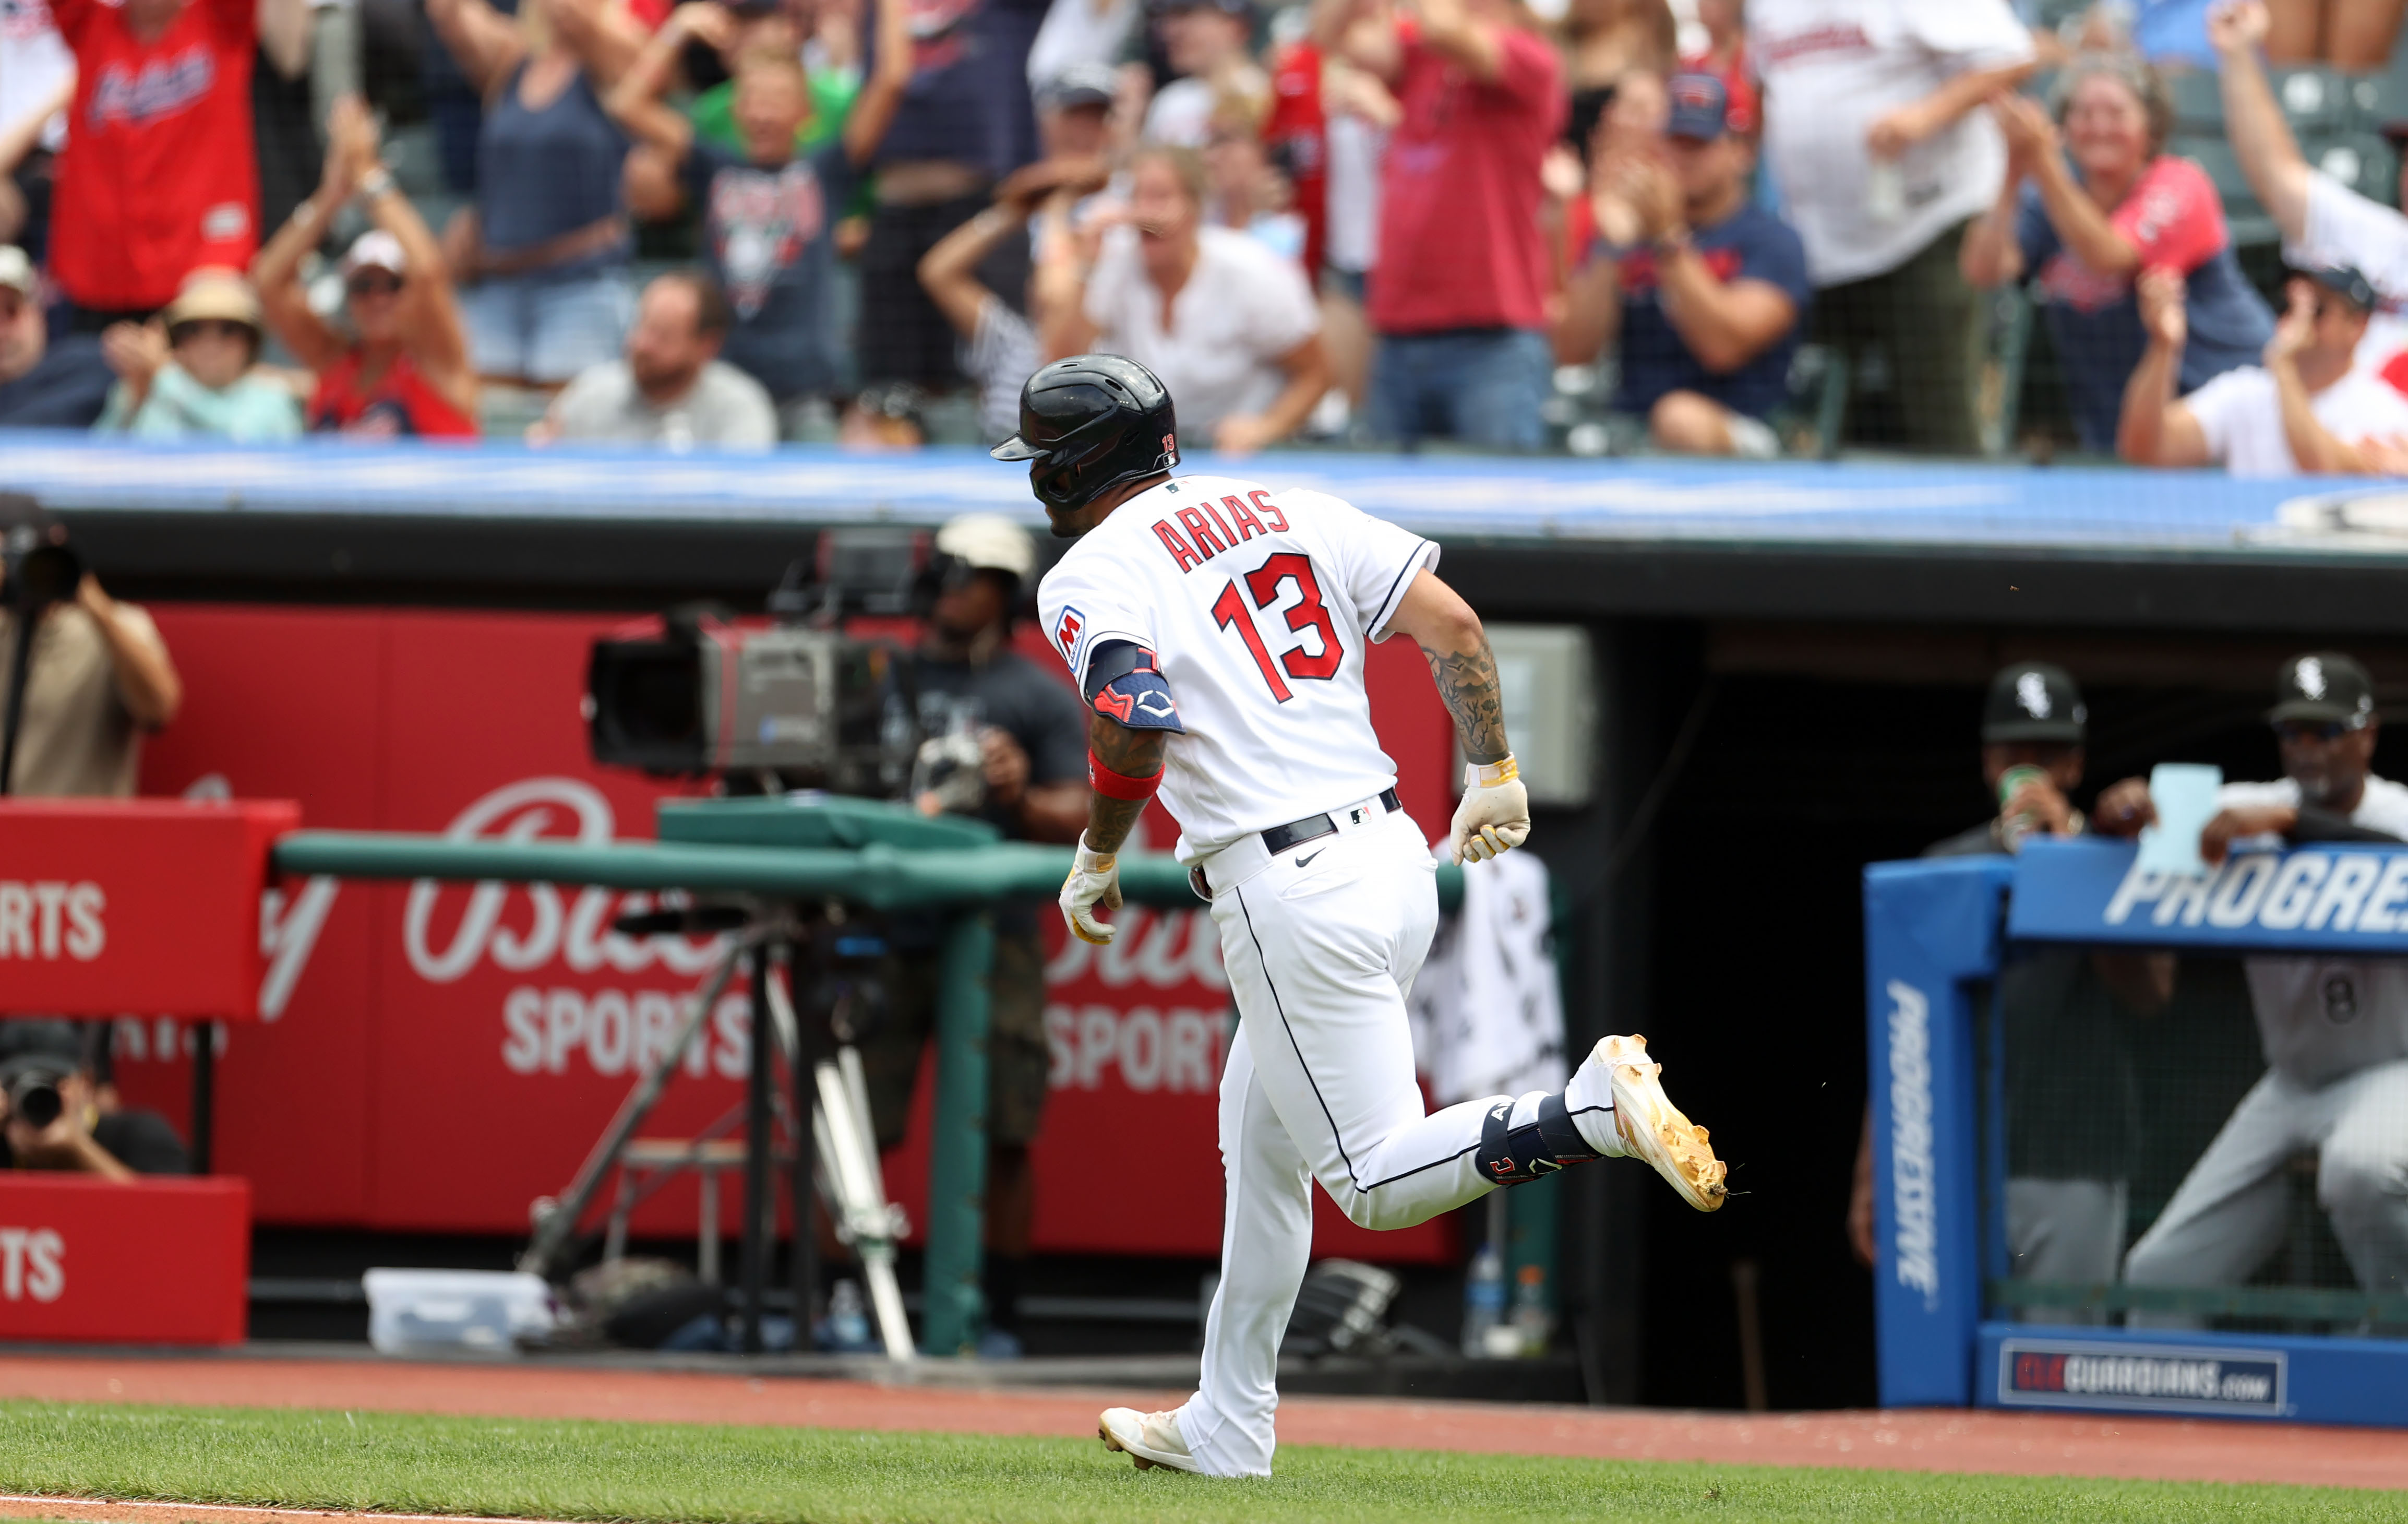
{"left": 1056, "top": 607, "right": 1084, "bottom": 662}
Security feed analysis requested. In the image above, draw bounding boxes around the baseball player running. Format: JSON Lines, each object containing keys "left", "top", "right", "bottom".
{"left": 992, "top": 355, "right": 1727, "bottom": 1479}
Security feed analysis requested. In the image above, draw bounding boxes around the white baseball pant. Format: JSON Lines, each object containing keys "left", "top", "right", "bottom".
{"left": 2124, "top": 1058, "right": 2408, "bottom": 1325}
{"left": 1172, "top": 800, "right": 1514, "bottom": 1478}
{"left": 2005, "top": 1177, "right": 2127, "bottom": 1325}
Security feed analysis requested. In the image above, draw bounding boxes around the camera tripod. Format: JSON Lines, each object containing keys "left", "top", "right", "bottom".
{"left": 518, "top": 900, "right": 915, "bottom": 1359}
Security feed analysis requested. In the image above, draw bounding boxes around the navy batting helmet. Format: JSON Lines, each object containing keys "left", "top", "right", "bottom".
{"left": 990, "top": 355, "right": 1178, "bottom": 513}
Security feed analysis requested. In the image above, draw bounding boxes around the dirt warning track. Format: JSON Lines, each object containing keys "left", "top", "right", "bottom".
{"left": 0, "top": 1350, "right": 2402, "bottom": 1493}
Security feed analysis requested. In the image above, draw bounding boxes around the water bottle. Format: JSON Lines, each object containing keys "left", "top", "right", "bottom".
{"left": 1996, "top": 763, "right": 2050, "bottom": 852}
{"left": 1512, "top": 1263, "right": 1552, "bottom": 1356}
{"left": 828, "top": 1278, "right": 872, "bottom": 1351}
{"left": 1461, "top": 1243, "right": 1505, "bottom": 1357}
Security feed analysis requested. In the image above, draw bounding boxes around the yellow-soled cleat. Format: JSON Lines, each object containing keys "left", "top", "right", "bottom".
{"left": 1595, "top": 1033, "right": 1728, "bottom": 1211}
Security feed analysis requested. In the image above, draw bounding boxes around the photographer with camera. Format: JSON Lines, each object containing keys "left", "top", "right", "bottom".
{"left": 0, "top": 495, "right": 181, "bottom": 798}
{"left": 0, "top": 1022, "right": 190, "bottom": 1177}
{"left": 858, "top": 511, "right": 1086, "bottom": 1356}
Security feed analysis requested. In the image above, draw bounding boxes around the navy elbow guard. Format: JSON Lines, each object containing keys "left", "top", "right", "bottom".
{"left": 1084, "top": 639, "right": 1185, "bottom": 733}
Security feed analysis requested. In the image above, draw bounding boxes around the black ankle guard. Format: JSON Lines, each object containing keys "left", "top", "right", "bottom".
{"left": 1476, "top": 1092, "right": 1600, "bottom": 1186}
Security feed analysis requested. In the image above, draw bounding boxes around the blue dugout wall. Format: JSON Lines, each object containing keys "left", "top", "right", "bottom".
{"left": 1865, "top": 838, "right": 2408, "bottom": 1423}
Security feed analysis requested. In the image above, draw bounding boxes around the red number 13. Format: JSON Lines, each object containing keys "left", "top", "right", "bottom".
{"left": 1211, "top": 552, "right": 1343, "bottom": 703}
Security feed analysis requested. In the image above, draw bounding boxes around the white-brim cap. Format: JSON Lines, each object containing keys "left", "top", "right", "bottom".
{"left": 343, "top": 230, "right": 408, "bottom": 278}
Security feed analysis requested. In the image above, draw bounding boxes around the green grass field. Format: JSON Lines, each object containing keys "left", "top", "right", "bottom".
{"left": 0, "top": 1401, "right": 2395, "bottom": 1524}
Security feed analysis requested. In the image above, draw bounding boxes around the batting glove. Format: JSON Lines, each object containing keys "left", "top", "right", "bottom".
{"left": 1450, "top": 756, "right": 1531, "bottom": 865}
{"left": 1061, "top": 833, "right": 1125, "bottom": 945}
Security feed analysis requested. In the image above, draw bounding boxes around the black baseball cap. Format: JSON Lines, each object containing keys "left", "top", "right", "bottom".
{"left": 2298, "top": 264, "right": 2378, "bottom": 314}
{"left": 2270, "top": 651, "right": 2378, "bottom": 727}
{"left": 0, "top": 1020, "right": 83, "bottom": 1084}
{"left": 1982, "top": 661, "right": 2087, "bottom": 744}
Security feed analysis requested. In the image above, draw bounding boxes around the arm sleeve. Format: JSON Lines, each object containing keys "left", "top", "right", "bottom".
{"left": 1902, "top": 0, "right": 2034, "bottom": 68}
{"left": 2114, "top": 157, "right": 2226, "bottom": 275}
{"left": 2179, "top": 368, "right": 2252, "bottom": 462}
{"left": 1744, "top": 216, "right": 1813, "bottom": 308}
{"left": 2014, "top": 185, "right": 2058, "bottom": 271}
{"left": 1241, "top": 241, "right": 1322, "bottom": 356}
{"left": 1083, "top": 229, "right": 1136, "bottom": 338}
{"left": 1299, "top": 490, "right": 1440, "bottom": 641}
{"left": 1489, "top": 27, "right": 1561, "bottom": 112}
{"left": 2292, "top": 806, "right": 2406, "bottom": 844}
{"left": 46, "top": 0, "right": 92, "bottom": 46}
{"left": 2292, "top": 172, "right": 2408, "bottom": 306}
{"left": 1037, "top": 556, "right": 1156, "bottom": 689}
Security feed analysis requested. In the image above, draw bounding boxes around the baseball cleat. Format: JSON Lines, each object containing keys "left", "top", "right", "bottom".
{"left": 1593, "top": 1034, "right": 1727, "bottom": 1212}
{"left": 1098, "top": 1407, "right": 1201, "bottom": 1472}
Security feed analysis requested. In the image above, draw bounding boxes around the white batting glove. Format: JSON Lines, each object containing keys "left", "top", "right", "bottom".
{"left": 1450, "top": 756, "right": 1531, "bottom": 865}
{"left": 1060, "top": 833, "right": 1124, "bottom": 945}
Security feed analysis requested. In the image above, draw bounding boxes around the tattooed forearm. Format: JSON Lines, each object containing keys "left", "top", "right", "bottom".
{"left": 1420, "top": 635, "right": 1509, "bottom": 765}
{"left": 1086, "top": 711, "right": 1167, "bottom": 854}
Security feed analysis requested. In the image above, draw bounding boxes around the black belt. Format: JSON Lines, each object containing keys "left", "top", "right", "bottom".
{"left": 1260, "top": 788, "right": 1402, "bottom": 854}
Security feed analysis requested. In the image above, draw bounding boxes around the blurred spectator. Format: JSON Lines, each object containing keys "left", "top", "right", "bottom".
{"left": 1559, "top": 0, "right": 1673, "bottom": 156}
{"left": 95, "top": 268, "right": 301, "bottom": 439}
{"left": 689, "top": 0, "right": 864, "bottom": 158}
{"left": 1327, "top": 0, "right": 1564, "bottom": 450}
{"left": 1960, "top": 55, "right": 2272, "bottom": 455}
{"left": 1203, "top": 81, "right": 1306, "bottom": 260}
{"left": 1920, "top": 663, "right": 2170, "bottom": 1316}
{"left": 0, "top": 496, "right": 180, "bottom": 797}
{"left": 853, "top": 0, "right": 1045, "bottom": 405}
{"left": 0, "top": 1022, "right": 189, "bottom": 1177}
{"left": 0, "top": 245, "right": 111, "bottom": 426}
{"left": 1680, "top": 0, "right": 1755, "bottom": 138}
{"left": 1144, "top": 0, "right": 1265, "bottom": 147}
{"left": 1317, "top": 49, "right": 1395, "bottom": 414}
{"left": 2119, "top": 265, "right": 2408, "bottom": 474}
{"left": 1749, "top": 0, "right": 2033, "bottom": 455}
{"left": 1055, "top": 145, "right": 1327, "bottom": 452}
{"left": 2263, "top": 0, "right": 2403, "bottom": 67}
{"left": 608, "top": 0, "right": 909, "bottom": 423}
{"left": 45, "top": 0, "right": 308, "bottom": 328}
{"left": 2211, "top": 0, "right": 2408, "bottom": 396}
{"left": 1026, "top": 0, "right": 1135, "bottom": 91}
{"left": 2097, "top": 652, "right": 2408, "bottom": 1322}
{"left": 246, "top": 0, "right": 314, "bottom": 236}
{"left": 918, "top": 157, "right": 1105, "bottom": 438}
{"left": 1556, "top": 72, "right": 1807, "bottom": 455}
{"left": 427, "top": 0, "right": 646, "bottom": 387}
{"left": 537, "top": 268, "right": 777, "bottom": 447}
{"left": 840, "top": 375, "right": 929, "bottom": 445}
{"left": 254, "top": 98, "right": 478, "bottom": 437}
{"left": 868, "top": 511, "right": 1089, "bottom": 1356}
{"left": 0, "top": 0, "right": 71, "bottom": 259}
{"left": 1263, "top": 16, "right": 1330, "bottom": 277}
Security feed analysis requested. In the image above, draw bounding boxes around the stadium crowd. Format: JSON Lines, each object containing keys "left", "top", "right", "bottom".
{"left": 1, "top": 0, "right": 2407, "bottom": 468}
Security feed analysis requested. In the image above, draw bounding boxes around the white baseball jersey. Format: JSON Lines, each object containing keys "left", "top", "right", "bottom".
{"left": 2223, "top": 775, "right": 2408, "bottom": 1087}
{"left": 1037, "top": 472, "right": 1438, "bottom": 861}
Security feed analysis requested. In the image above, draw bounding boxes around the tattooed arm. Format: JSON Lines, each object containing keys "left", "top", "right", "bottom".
{"left": 1387, "top": 569, "right": 1508, "bottom": 765}
{"left": 1388, "top": 567, "right": 1530, "bottom": 862}
{"left": 1085, "top": 710, "right": 1168, "bottom": 854}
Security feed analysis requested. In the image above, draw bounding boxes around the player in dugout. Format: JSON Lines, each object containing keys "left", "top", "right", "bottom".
{"left": 997, "top": 354, "right": 1726, "bottom": 1477}
{"left": 1911, "top": 663, "right": 2173, "bottom": 1317}
{"left": 2094, "top": 652, "right": 2408, "bottom": 1319}
{"left": 856, "top": 512, "right": 1089, "bottom": 1357}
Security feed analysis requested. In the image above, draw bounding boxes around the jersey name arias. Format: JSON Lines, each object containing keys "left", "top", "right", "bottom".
{"left": 1149, "top": 490, "right": 1290, "bottom": 573}
{"left": 1035, "top": 474, "right": 1439, "bottom": 854}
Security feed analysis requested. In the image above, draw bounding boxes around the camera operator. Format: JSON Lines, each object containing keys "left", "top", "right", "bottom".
{"left": 859, "top": 511, "right": 1087, "bottom": 1356}
{"left": 0, "top": 1021, "right": 190, "bottom": 1177}
{"left": 0, "top": 495, "right": 182, "bottom": 797}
